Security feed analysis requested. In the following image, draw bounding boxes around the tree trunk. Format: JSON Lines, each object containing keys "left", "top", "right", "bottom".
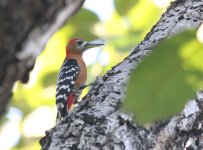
{"left": 40, "top": 0, "right": 203, "bottom": 149}
{"left": 0, "top": 0, "right": 84, "bottom": 116}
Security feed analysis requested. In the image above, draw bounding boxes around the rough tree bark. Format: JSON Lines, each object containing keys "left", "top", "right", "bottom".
{"left": 0, "top": 0, "right": 84, "bottom": 116}
{"left": 40, "top": 0, "right": 203, "bottom": 149}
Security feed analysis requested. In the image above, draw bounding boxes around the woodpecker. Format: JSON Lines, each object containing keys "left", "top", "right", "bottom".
{"left": 56, "top": 38, "right": 103, "bottom": 121}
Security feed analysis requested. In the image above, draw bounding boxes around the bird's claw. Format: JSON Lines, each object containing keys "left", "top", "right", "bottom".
{"left": 79, "top": 84, "right": 86, "bottom": 90}
{"left": 79, "top": 83, "right": 92, "bottom": 90}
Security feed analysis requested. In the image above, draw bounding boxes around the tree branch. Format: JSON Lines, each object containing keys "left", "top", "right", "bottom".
{"left": 0, "top": 0, "right": 84, "bottom": 117}
{"left": 40, "top": 0, "right": 203, "bottom": 149}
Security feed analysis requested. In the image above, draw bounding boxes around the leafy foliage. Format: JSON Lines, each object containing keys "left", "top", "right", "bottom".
{"left": 124, "top": 30, "right": 203, "bottom": 124}
{"left": 68, "top": 9, "right": 99, "bottom": 40}
{"left": 115, "top": 0, "right": 138, "bottom": 15}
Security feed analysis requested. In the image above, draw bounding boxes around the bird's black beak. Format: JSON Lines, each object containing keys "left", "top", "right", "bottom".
{"left": 84, "top": 42, "right": 104, "bottom": 50}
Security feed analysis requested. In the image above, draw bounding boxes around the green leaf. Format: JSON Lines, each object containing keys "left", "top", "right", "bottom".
{"left": 114, "top": 0, "right": 138, "bottom": 15}
{"left": 124, "top": 30, "right": 203, "bottom": 124}
{"left": 68, "top": 9, "right": 99, "bottom": 40}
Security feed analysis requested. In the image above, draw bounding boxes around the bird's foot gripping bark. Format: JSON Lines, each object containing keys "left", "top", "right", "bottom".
{"left": 71, "top": 83, "right": 92, "bottom": 106}
{"left": 78, "top": 83, "right": 92, "bottom": 90}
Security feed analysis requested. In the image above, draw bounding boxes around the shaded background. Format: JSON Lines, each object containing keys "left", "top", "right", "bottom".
{"left": 0, "top": 0, "right": 171, "bottom": 149}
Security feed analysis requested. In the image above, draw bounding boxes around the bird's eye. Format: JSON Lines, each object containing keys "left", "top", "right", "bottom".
{"left": 77, "top": 40, "right": 83, "bottom": 45}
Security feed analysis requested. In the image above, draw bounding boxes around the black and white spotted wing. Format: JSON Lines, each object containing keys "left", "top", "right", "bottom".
{"left": 56, "top": 59, "right": 80, "bottom": 119}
